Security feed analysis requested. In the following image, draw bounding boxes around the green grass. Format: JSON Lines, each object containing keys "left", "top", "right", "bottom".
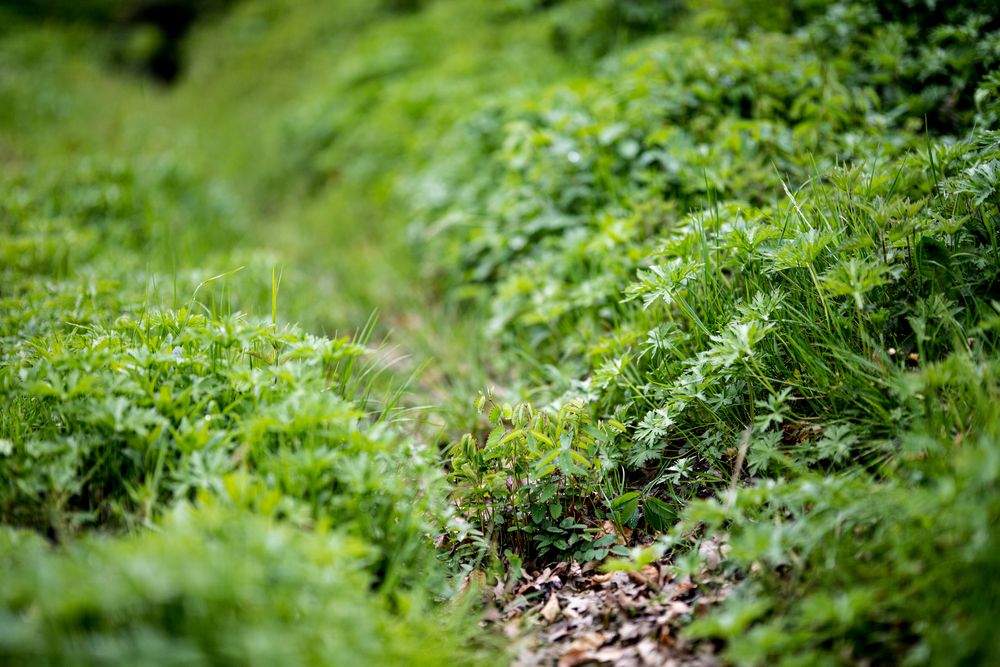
{"left": 2, "top": 0, "right": 1000, "bottom": 665}
{"left": 416, "top": 1, "right": 1000, "bottom": 663}
{"left": 0, "top": 501, "right": 488, "bottom": 667}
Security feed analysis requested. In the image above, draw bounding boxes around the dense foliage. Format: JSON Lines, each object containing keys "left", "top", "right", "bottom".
{"left": 2, "top": 0, "right": 999, "bottom": 665}
{"left": 418, "top": 2, "right": 1000, "bottom": 664}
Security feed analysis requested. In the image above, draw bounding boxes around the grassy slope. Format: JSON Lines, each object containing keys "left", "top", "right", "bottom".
{"left": 422, "top": 2, "right": 1000, "bottom": 664}
{"left": 0, "top": 2, "right": 586, "bottom": 664}
{"left": 2, "top": 0, "right": 1000, "bottom": 665}
{"left": 0, "top": 1, "right": 651, "bottom": 664}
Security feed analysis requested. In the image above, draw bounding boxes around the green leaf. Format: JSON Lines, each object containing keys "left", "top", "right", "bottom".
{"left": 643, "top": 496, "right": 676, "bottom": 532}
{"left": 611, "top": 492, "right": 640, "bottom": 509}
{"left": 485, "top": 425, "right": 505, "bottom": 449}
{"left": 530, "top": 430, "right": 553, "bottom": 447}
{"left": 531, "top": 503, "right": 545, "bottom": 524}
{"left": 611, "top": 492, "right": 640, "bottom": 524}
{"left": 592, "top": 534, "right": 617, "bottom": 548}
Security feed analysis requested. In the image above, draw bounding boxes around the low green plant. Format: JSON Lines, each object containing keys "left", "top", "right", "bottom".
{"left": 446, "top": 389, "right": 629, "bottom": 564}
{"left": 446, "top": 388, "right": 694, "bottom": 566}
{"left": 678, "top": 352, "right": 1000, "bottom": 665}
{"left": 5, "top": 0, "right": 1000, "bottom": 663}
{"left": 0, "top": 498, "right": 494, "bottom": 667}
{"left": 0, "top": 15, "right": 514, "bottom": 659}
{"left": 414, "top": 1, "right": 1000, "bottom": 662}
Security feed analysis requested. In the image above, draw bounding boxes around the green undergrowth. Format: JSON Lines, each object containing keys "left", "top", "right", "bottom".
{"left": 0, "top": 145, "right": 490, "bottom": 665}
{"left": 1, "top": 1, "right": 688, "bottom": 663}
{"left": 0, "top": 500, "right": 486, "bottom": 667}
{"left": 3, "top": 0, "right": 1000, "bottom": 665}
{"left": 416, "top": 1, "right": 1000, "bottom": 664}
{"left": 0, "top": 4, "right": 529, "bottom": 663}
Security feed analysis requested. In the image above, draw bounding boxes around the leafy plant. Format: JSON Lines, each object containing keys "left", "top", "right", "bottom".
{"left": 447, "top": 389, "right": 633, "bottom": 564}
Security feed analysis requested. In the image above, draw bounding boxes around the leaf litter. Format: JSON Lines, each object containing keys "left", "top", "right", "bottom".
{"left": 482, "top": 550, "right": 733, "bottom": 667}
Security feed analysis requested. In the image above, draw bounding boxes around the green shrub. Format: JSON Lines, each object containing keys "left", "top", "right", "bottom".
{"left": 0, "top": 16, "right": 503, "bottom": 659}
{"left": 681, "top": 355, "right": 1000, "bottom": 665}
{"left": 412, "top": 2, "right": 1000, "bottom": 661}
{"left": 0, "top": 501, "right": 491, "bottom": 667}
{"left": 447, "top": 389, "right": 633, "bottom": 564}
{"left": 0, "top": 149, "right": 451, "bottom": 593}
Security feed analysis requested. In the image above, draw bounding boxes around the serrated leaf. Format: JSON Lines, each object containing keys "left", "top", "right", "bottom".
{"left": 485, "top": 425, "right": 505, "bottom": 449}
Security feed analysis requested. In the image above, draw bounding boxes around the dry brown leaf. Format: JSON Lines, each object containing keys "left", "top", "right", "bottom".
{"left": 618, "top": 621, "right": 643, "bottom": 641}
{"left": 666, "top": 600, "right": 692, "bottom": 617}
{"left": 617, "top": 588, "right": 642, "bottom": 611}
{"left": 591, "top": 572, "right": 616, "bottom": 585}
{"left": 593, "top": 571, "right": 630, "bottom": 589}
{"left": 627, "top": 565, "right": 662, "bottom": 591}
{"left": 600, "top": 519, "right": 632, "bottom": 545}
{"left": 675, "top": 581, "right": 696, "bottom": 596}
{"left": 563, "top": 595, "right": 595, "bottom": 620}
{"left": 592, "top": 645, "right": 630, "bottom": 663}
{"left": 558, "top": 631, "right": 607, "bottom": 667}
{"left": 541, "top": 593, "right": 562, "bottom": 622}
{"left": 658, "top": 623, "right": 674, "bottom": 647}
{"left": 460, "top": 569, "right": 487, "bottom": 594}
{"left": 697, "top": 535, "right": 729, "bottom": 571}
{"left": 500, "top": 551, "right": 730, "bottom": 667}
{"left": 535, "top": 567, "right": 554, "bottom": 585}
{"left": 490, "top": 576, "right": 505, "bottom": 601}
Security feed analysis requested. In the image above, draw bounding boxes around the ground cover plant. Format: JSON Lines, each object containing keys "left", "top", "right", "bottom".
{"left": 0, "top": 101, "right": 489, "bottom": 667}
{"left": 2, "top": 0, "right": 1000, "bottom": 665}
{"left": 417, "top": 1, "right": 1000, "bottom": 663}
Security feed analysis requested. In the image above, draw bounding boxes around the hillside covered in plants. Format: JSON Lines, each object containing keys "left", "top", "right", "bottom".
{"left": 1, "top": 0, "right": 999, "bottom": 665}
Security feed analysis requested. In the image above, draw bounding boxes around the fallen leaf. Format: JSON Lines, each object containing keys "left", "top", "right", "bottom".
{"left": 675, "top": 581, "right": 696, "bottom": 596}
{"left": 541, "top": 593, "right": 561, "bottom": 622}
{"left": 601, "top": 519, "right": 632, "bottom": 544}
{"left": 558, "top": 631, "right": 606, "bottom": 667}
{"left": 593, "top": 645, "right": 630, "bottom": 663}
{"left": 460, "top": 569, "right": 487, "bottom": 594}
{"left": 636, "top": 638, "right": 663, "bottom": 665}
{"left": 593, "top": 571, "right": 629, "bottom": 588}
{"left": 491, "top": 576, "right": 505, "bottom": 600}
{"left": 627, "top": 565, "right": 661, "bottom": 591}
{"left": 591, "top": 572, "right": 616, "bottom": 585}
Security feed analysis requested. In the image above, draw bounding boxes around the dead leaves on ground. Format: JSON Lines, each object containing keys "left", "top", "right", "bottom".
{"left": 484, "top": 555, "right": 731, "bottom": 667}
